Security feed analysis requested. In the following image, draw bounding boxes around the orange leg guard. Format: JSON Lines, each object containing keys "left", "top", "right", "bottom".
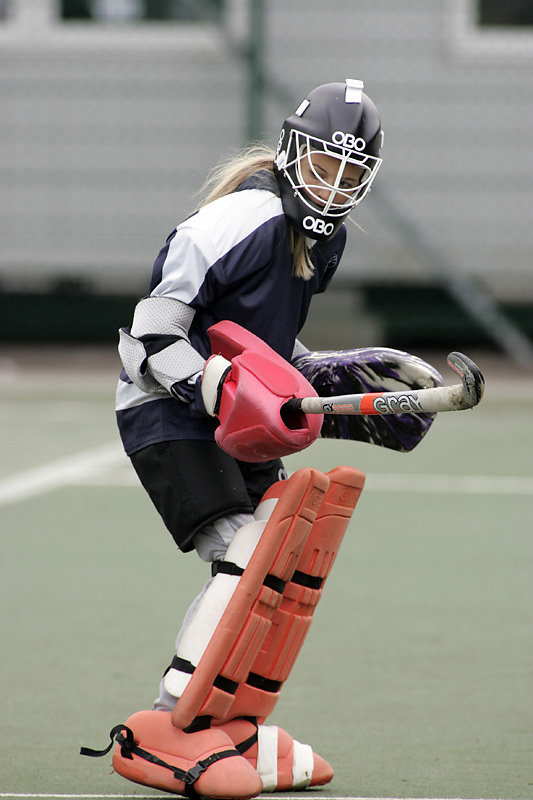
{"left": 81, "top": 469, "right": 364, "bottom": 796}
{"left": 105, "top": 710, "right": 262, "bottom": 799}
{"left": 169, "top": 468, "right": 330, "bottom": 730}
{"left": 221, "top": 466, "right": 365, "bottom": 723}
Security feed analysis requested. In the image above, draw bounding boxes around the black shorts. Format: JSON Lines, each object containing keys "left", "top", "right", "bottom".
{"left": 130, "top": 440, "right": 287, "bottom": 553}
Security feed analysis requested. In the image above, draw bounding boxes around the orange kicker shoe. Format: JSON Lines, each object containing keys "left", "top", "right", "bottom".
{"left": 219, "top": 718, "right": 333, "bottom": 792}
{"left": 82, "top": 710, "right": 262, "bottom": 799}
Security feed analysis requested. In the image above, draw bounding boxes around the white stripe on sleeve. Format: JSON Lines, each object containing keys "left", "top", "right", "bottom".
{"left": 154, "top": 190, "right": 284, "bottom": 303}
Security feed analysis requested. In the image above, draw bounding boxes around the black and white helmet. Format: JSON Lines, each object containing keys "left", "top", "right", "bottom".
{"left": 274, "top": 79, "right": 383, "bottom": 241}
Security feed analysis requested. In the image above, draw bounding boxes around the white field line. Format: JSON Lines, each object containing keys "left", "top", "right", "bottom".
{"left": 0, "top": 795, "right": 518, "bottom": 800}
{"left": 366, "top": 473, "right": 533, "bottom": 495}
{"left": 89, "top": 469, "right": 533, "bottom": 496}
{"left": 0, "top": 442, "right": 532, "bottom": 509}
{"left": 0, "top": 442, "right": 125, "bottom": 507}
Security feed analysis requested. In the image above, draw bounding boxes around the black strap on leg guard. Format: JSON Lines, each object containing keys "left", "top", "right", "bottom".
{"left": 183, "top": 715, "right": 213, "bottom": 733}
{"left": 291, "top": 569, "right": 324, "bottom": 590}
{"left": 233, "top": 718, "right": 259, "bottom": 756}
{"left": 212, "top": 560, "right": 286, "bottom": 595}
{"left": 80, "top": 724, "right": 240, "bottom": 799}
{"left": 80, "top": 724, "right": 131, "bottom": 759}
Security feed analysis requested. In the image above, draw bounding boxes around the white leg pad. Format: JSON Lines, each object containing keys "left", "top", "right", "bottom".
{"left": 164, "top": 519, "right": 267, "bottom": 698}
{"left": 256, "top": 725, "right": 279, "bottom": 792}
{"left": 168, "top": 468, "right": 331, "bottom": 730}
{"left": 291, "top": 738, "right": 314, "bottom": 789}
{"left": 255, "top": 726, "right": 314, "bottom": 791}
{"left": 253, "top": 497, "right": 278, "bottom": 521}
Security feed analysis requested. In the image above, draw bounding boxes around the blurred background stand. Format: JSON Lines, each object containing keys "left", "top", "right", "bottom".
{"left": 1, "top": 0, "right": 532, "bottom": 367}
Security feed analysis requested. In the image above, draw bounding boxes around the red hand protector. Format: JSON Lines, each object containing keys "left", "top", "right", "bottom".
{"left": 207, "top": 321, "right": 323, "bottom": 463}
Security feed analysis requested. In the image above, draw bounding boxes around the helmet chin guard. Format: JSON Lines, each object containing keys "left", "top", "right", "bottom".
{"left": 274, "top": 79, "right": 383, "bottom": 241}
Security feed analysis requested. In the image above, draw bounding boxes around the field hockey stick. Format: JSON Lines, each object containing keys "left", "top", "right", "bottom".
{"left": 284, "top": 352, "right": 485, "bottom": 416}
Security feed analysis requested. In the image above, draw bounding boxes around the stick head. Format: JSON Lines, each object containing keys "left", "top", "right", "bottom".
{"left": 447, "top": 352, "right": 485, "bottom": 408}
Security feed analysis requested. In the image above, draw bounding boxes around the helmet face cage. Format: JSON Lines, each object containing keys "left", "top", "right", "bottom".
{"left": 274, "top": 80, "right": 383, "bottom": 240}
{"left": 278, "top": 129, "right": 382, "bottom": 217}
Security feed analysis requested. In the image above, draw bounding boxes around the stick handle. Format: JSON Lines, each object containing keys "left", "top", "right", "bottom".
{"left": 288, "top": 384, "right": 464, "bottom": 416}
{"left": 284, "top": 351, "right": 485, "bottom": 417}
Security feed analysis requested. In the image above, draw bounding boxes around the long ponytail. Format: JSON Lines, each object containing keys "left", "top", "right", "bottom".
{"left": 196, "top": 144, "right": 314, "bottom": 280}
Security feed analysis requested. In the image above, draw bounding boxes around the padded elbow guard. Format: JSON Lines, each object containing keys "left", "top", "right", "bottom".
{"left": 118, "top": 296, "right": 205, "bottom": 396}
{"left": 293, "top": 347, "right": 443, "bottom": 452}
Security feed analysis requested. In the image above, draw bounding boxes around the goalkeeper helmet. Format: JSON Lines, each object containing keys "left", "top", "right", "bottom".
{"left": 274, "top": 79, "right": 383, "bottom": 241}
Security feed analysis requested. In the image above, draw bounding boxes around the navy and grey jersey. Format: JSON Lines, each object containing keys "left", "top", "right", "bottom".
{"left": 116, "top": 175, "right": 346, "bottom": 456}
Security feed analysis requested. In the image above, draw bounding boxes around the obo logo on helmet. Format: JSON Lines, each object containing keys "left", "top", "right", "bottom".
{"left": 331, "top": 131, "right": 366, "bottom": 151}
{"left": 302, "top": 217, "right": 335, "bottom": 236}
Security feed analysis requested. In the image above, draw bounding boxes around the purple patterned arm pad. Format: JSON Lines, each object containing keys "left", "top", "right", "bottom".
{"left": 292, "top": 347, "right": 443, "bottom": 452}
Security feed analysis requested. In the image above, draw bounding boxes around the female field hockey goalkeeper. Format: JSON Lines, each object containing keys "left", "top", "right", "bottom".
{"left": 84, "top": 79, "right": 442, "bottom": 798}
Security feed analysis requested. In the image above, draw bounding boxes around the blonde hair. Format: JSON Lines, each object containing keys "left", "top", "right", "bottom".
{"left": 196, "top": 144, "right": 314, "bottom": 281}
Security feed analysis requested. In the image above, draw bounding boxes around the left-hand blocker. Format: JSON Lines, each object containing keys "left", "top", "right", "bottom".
{"left": 205, "top": 321, "right": 323, "bottom": 463}
{"left": 293, "top": 346, "right": 443, "bottom": 452}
